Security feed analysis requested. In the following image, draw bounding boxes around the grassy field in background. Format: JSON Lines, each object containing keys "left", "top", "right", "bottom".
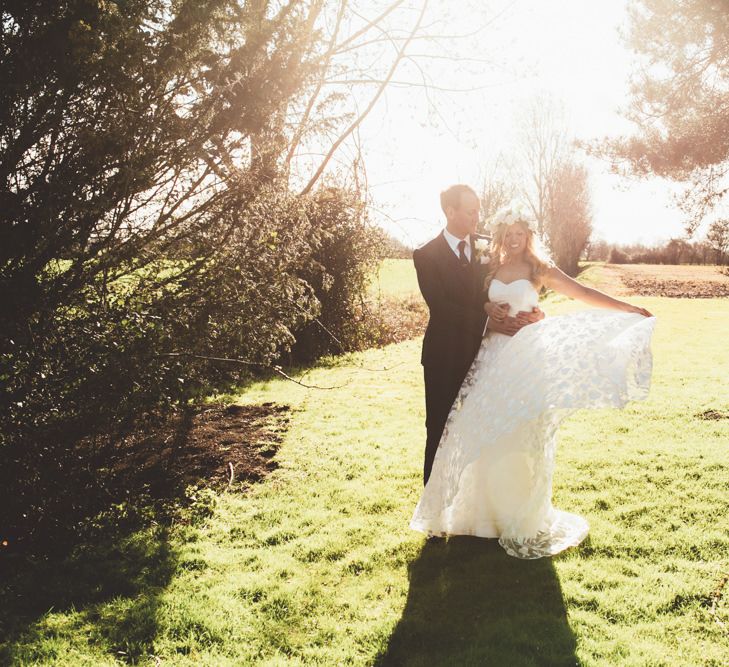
{"left": 2, "top": 263, "right": 728, "bottom": 665}
{"left": 370, "top": 258, "right": 420, "bottom": 299}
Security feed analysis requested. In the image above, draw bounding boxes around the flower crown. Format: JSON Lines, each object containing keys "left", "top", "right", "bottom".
{"left": 486, "top": 200, "right": 539, "bottom": 234}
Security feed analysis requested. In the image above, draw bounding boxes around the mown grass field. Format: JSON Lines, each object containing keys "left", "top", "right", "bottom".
{"left": 2, "top": 262, "right": 728, "bottom": 666}
{"left": 370, "top": 258, "right": 421, "bottom": 299}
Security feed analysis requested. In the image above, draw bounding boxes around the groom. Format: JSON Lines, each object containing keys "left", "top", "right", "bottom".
{"left": 413, "top": 184, "right": 542, "bottom": 485}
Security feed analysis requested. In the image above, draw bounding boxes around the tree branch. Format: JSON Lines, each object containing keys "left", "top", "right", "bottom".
{"left": 285, "top": 0, "right": 347, "bottom": 170}
{"left": 299, "top": 0, "right": 429, "bottom": 196}
{"left": 159, "top": 352, "right": 347, "bottom": 390}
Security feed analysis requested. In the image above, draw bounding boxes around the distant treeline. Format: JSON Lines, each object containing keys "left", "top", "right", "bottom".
{"left": 381, "top": 234, "right": 413, "bottom": 259}
{"left": 587, "top": 222, "right": 729, "bottom": 266}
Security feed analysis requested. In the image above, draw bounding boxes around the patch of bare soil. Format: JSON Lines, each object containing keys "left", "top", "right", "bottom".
{"left": 696, "top": 409, "right": 729, "bottom": 421}
{"left": 588, "top": 264, "right": 635, "bottom": 296}
{"left": 113, "top": 402, "right": 291, "bottom": 496}
{"left": 609, "top": 264, "right": 729, "bottom": 298}
{"left": 703, "top": 573, "right": 729, "bottom": 638}
{"left": 1, "top": 403, "right": 290, "bottom": 554}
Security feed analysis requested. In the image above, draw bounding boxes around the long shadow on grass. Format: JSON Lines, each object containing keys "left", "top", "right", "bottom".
{"left": 0, "top": 525, "right": 179, "bottom": 665}
{"left": 0, "top": 408, "right": 198, "bottom": 664}
{"left": 0, "top": 407, "right": 198, "bottom": 664}
{"left": 0, "top": 400, "right": 288, "bottom": 663}
{"left": 377, "top": 537, "right": 578, "bottom": 666}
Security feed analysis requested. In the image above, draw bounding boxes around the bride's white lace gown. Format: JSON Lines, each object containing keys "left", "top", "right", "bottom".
{"left": 410, "top": 278, "right": 656, "bottom": 559}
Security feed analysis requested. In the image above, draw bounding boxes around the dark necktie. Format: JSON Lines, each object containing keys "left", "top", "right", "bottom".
{"left": 457, "top": 239, "right": 469, "bottom": 266}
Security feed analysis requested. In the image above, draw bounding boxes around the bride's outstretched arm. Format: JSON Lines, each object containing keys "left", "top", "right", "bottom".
{"left": 543, "top": 267, "right": 653, "bottom": 317}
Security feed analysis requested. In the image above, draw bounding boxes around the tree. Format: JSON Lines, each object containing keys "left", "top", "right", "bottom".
{"left": 584, "top": 238, "right": 610, "bottom": 262}
{"left": 605, "top": 0, "right": 729, "bottom": 233}
{"left": 0, "top": 0, "right": 432, "bottom": 419}
{"left": 664, "top": 238, "right": 689, "bottom": 265}
{"left": 479, "top": 156, "right": 516, "bottom": 232}
{"left": 512, "top": 95, "right": 593, "bottom": 274}
{"left": 545, "top": 161, "right": 593, "bottom": 276}
{"left": 516, "top": 95, "right": 569, "bottom": 235}
{"left": 0, "top": 0, "right": 433, "bottom": 547}
{"left": 706, "top": 219, "right": 729, "bottom": 264}
{"left": 1, "top": 1, "right": 326, "bottom": 330}
{"left": 608, "top": 247, "right": 631, "bottom": 264}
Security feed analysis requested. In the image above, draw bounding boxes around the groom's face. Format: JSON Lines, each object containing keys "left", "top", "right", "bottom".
{"left": 447, "top": 191, "right": 480, "bottom": 237}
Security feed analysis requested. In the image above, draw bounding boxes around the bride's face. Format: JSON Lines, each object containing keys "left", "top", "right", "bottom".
{"left": 503, "top": 223, "right": 528, "bottom": 257}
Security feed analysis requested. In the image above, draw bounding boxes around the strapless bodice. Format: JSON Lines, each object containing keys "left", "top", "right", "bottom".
{"left": 488, "top": 278, "right": 539, "bottom": 316}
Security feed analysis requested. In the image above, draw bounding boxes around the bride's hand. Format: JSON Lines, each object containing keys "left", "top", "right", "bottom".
{"left": 621, "top": 302, "right": 653, "bottom": 318}
{"left": 484, "top": 301, "right": 509, "bottom": 322}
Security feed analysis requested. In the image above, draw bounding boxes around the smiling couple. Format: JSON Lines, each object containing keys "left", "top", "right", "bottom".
{"left": 409, "top": 184, "right": 655, "bottom": 559}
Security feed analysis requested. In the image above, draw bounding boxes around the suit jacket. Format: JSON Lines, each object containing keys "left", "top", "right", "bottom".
{"left": 413, "top": 231, "right": 490, "bottom": 373}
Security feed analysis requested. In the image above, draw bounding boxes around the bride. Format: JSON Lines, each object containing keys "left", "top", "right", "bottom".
{"left": 410, "top": 201, "right": 656, "bottom": 559}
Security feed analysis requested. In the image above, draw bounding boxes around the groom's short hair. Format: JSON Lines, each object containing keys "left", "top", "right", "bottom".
{"left": 440, "top": 184, "right": 478, "bottom": 214}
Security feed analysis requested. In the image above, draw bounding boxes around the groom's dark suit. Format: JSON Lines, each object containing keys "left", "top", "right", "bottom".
{"left": 414, "top": 231, "right": 490, "bottom": 485}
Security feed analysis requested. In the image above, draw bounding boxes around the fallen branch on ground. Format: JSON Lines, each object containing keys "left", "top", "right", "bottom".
{"left": 158, "top": 352, "right": 347, "bottom": 390}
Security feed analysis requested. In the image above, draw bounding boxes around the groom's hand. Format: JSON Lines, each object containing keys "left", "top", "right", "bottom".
{"left": 515, "top": 306, "right": 544, "bottom": 325}
{"left": 486, "top": 315, "right": 522, "bottom": 336}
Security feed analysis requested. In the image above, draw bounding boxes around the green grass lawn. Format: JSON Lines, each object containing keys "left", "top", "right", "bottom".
{"left": 369, "top": 258, "right": 420, "bottom": 299}
{"left": 2, "top": 266, "right": 728, "bottom": 665}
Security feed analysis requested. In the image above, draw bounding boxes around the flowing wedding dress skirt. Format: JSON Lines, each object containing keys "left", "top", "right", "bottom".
{"left": 410, "top": 279, "right": 656, "bottom": 559}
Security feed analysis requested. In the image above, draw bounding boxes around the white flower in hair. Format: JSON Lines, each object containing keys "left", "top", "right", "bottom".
{"left": 487, "top": 200, "right": 538, "bottom": 234}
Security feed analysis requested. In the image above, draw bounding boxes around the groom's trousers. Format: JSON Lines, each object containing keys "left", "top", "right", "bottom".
{"left": 423, "top": 364, "right": 465, "bottom": 485}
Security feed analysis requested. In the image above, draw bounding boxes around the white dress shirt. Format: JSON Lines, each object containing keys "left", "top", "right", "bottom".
{"left": 442, "top": 228, "right": 471, "bottom": 262}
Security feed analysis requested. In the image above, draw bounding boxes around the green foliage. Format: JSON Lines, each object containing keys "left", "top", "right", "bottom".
{"left": 380, "top": 233, "right": 413, "bottom": 259}
{"left": 291, "top": 188, "right": 387, "bottom": 361}
{"left": 0, "top": 182, "right": 393, "bottom": 551}
{"left": 0, "top": 3, "right": 381, "bottom": 550}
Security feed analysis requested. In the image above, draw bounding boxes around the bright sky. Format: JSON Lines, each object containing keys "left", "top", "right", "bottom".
{"left": 343, "top": 0, "right": 688, "bottom": 248}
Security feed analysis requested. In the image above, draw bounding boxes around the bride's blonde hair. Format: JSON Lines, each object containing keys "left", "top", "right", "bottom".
{"left": 486, "top": 220, "right": 554, "bottom": 288}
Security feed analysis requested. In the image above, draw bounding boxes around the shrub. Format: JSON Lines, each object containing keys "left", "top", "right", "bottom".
{"left": 608, "top": 248, "right": 631, "bottom": 264}
{"left": 290, "top": 188, "right": 386, "bottom": 360}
